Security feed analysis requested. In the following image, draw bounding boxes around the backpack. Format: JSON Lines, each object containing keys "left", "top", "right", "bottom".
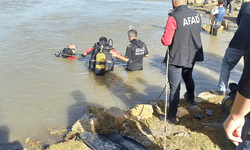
{"left": 88, "top": 40, "right": 114, "bottom": 75}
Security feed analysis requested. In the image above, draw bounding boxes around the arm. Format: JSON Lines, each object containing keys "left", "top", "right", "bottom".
{"left": 143, "top": 44, "right": 149, "bottom": 57}
{"left": 161, "top": 16, "right": 177, "bottom": 46}
{"left": 110, "top": 49, "right": 120, "bottom": 56}
{"left": 223, "top": 92, "right": 250, "bottom": 145}
{"left": 224, "top": 50, "right": 250, "bottom": 146}
{"left": 110, "top": 51, "right": 129, "bottom": 62}
{"left": 236, "top": 5, "right": 243, "bottom": 26}
{"left": 82, "top": 47, "right": 94, "bottom": 56}
{"left": 210, "top": 13, "right": 215, "bottom": 18}
{"left": 210, "top": 6, "right": 218, "bottom": 18}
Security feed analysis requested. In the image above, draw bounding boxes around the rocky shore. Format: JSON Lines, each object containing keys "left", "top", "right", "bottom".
{"left": 24, "top": 91, "right": 236, "bottom": 150}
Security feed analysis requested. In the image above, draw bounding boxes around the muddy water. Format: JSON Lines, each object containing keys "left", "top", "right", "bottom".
{"left": 0, "top": 0, "right": 242, "bottom": 149}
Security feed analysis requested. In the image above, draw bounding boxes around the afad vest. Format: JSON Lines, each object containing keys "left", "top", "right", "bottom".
{"left": 166, "top": 5, "right": 203, "bottom": 67}
{"left": 213, "top": 7, "right": 226, "bottom": 25}
{"left": 88, "top": 43, "right": 114, "bottom": 75}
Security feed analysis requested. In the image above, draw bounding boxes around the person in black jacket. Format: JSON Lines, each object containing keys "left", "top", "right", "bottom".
{"left": 110, "top": 29, "right": 149, "bottom": 71}
{"left": 209, "top": 2, "right": 250, "bottom": 96}
{"left": 224, "top": 47, "right": 250, "bottom": 150}
{"left": 161, "top": 0, "right": 204, "bottom": 125}
{"left": 223, "top": 3, "right": 250, "bottom": 150}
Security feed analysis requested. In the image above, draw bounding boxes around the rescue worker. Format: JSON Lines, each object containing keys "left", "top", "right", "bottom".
{"left": 222, "top": 3, "right": 250, "bottom": 150}
{"left": 110, "top": 29, "right": 149, "bottom": 71}
{"left": 209, "top": 2, "right": 250, "bottom": 96}
{"left": 161, "top": 0, "right": 204, "bottom": 125}
{"left": 224, "top": 0, "right": 235, "bottom": 16}
{"left": 210, "top": 0, "right": 226, "bottom": 36}
{"left": 82, "top": 37, "right": 120, "bottom": 75}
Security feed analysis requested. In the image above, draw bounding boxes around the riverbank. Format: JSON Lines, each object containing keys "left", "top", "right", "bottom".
{"left": 26, "top": 92, "right": 236, "bottom": 150}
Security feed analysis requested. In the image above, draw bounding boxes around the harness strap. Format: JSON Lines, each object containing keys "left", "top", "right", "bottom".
{"left": 96, "top": 62, "right": 106, "bottom": 65}
{"left": 213, "top": 21, "right": 221, "bottom": 25}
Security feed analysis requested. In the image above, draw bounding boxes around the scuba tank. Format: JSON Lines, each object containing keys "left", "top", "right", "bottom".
{"left": 95, "top": 45, "right": 106, "bottom": 75}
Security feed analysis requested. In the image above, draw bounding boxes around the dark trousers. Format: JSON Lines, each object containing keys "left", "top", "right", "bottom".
{"left": 210, "top": 25, "right": 221, "bottom": 36}
{"left": 167, "top": 62, "right": 195, "bottom": 118}
{"left": 224, "top": 0, "right": 235, "bottom": 14}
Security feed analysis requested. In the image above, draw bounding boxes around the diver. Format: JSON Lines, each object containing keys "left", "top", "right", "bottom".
{"left": 55, "top": 44, "right": 78, "bottom": 60}
{"left": 82, "top": 36, "right": 120, "bottom": 75}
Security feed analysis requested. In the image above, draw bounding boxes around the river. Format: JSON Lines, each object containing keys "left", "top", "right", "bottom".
{"left": 0, "top": 0, "right": 242, "bottom": 149}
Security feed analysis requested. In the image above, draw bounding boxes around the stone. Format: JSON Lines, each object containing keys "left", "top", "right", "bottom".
{"left": 173, "top": 131, "right": 190, "bottom": 137}
{"left": 128, "top": 104, "right": 154, "bottom": 119}
{"left": 106, "top": 107, "right": 128, "bottom": 125}
{"left": 48, "top": 128, "right": 68, "bottom": 135}
{"left": 188, "top": 0, "right": 195, "bottom": 4}
{"left": 71, "top": 113, "right": 98, "bottom": 133}
{"left": 189, "top": 105, "right": 200, "bottom": 110}
{"left": 195, "top": 97, "right": 204, "bottom": 102}
{"left": 195, "top": 0, "right": 203, "bottom": 4}
{"left": 198, "top": 92, "right": 216, "bottom": 101}
{"left": 176, "top": 107, "right": 189, "bottom": 118}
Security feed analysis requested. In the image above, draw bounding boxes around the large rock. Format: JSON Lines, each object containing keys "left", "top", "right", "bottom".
{"left": 106, "top": 107, "right": 128, "bottom": 126}
{"left": 188, "top": 0, "right": 196, "bottom": 5}
{"left": 198, "top": 92, "right": 217, "bottom": 101}
{"left": 71, "top": 113, "right": 99, "bottom": 133}
{"left": 195, "top": 0, "right": 203, "bottom": 4}
{"left": 176, "top": 107, "right": 189, "bottom": 118}
{"left": 128, "top": 104, "right": 154, "bottom": 120}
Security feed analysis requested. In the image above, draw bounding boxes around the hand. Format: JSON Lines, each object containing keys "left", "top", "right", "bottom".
{"left": 110, "top": 51, "right": 117, "bottom": 57}
{"left": 72, "top": 50, "right": 76, "bottom": 54}
{"left": 168, "top": 9, "right": 173, "bottom": 14}
{"left": 82, "top": 52, "right": 87, "bottom": 56}
{"left": 223, "top": 114, "right": 244, "bottom": 146}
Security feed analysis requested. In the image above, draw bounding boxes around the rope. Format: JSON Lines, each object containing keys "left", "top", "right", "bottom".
{"left": 156, "top": 85, "right": 167, "bottom": 101}
{"left": 163, "top": 48, "right": 170, "bottom": 150}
